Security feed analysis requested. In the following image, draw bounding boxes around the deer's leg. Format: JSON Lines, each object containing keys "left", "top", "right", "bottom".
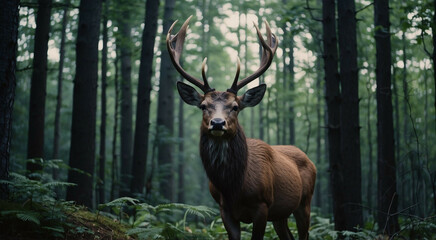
{"left": 273, "top": 219, "right": 295, "bottom": 240}
{"left": 293, "top": 203, "right": 311, "bottom": 240}
{"left": 220, "top": 207, "right": 241, "bottom": 240}
{"left": 251, "top": 202, "right": 268, "bottom": 240}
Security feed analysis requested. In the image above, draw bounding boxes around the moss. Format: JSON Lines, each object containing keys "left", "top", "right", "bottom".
{"left": 65, "top": 209, "right": 133, "bottom": 240}
{"left": 0, "top": 200, "right": 134, "bottom": 240}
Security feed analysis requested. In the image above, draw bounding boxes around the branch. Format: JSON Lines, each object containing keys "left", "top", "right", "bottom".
{"left": 304, "top": 90, "right": 311, "bottom": 153}
{"left": 356, "top": 2, "right": 374, "bottom": 14}
{"left": 421, "top": 30, "right": 433, "bottom": 58}
{"left": 305, "top": 0, "right": 322, "bottom": 22}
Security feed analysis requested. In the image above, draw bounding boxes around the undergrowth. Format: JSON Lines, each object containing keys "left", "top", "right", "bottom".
{"left": 1, "top": 159, "right": 436, "bottom": 239}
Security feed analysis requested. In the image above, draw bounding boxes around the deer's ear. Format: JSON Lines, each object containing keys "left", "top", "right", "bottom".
{"left": 239, "top": 84, "right": 266, "bottom": 109}
{"left": 177, "top": 81, "right": 203, "bottom": 106}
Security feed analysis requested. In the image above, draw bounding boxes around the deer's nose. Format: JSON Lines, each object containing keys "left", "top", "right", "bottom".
{"left": 210, "top": 118, "right": 226, "bottom": 130}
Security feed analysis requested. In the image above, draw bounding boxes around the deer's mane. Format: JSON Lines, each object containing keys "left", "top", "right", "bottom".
{"left": 199, "top": 123, "right": 247, "bottom": 206}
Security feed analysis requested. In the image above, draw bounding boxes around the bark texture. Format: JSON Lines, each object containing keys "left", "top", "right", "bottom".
{"left": 337, "top": 0, "right": 363, "bottom": 230}
{"left": 0, "top": 0, "right": 20, "bottom": 199}
{"left": 374, "top": 0, "right": 399, "bottom": 235}
{"left": 157, "top": 0, "right": 176, "bottom": 201}
{"left": 26, "top": 0, "right": 52, "bottom": 174}
{"left": 66, "top": 0, "right": 102, "bottom": 208}
{"left": 131, "top": 0, "right": 160, "bottom": 195}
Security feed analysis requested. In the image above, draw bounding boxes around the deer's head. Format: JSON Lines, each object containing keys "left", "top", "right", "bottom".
{"left": 167, "top": 16, "right": 278, "bottom": 138}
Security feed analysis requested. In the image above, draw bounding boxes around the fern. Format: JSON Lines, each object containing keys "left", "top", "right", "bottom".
{"left": 98, "top": 196, "right": 139, "bottom": 209}
{"left": 16, "top": 212, "right": 41, "bottom": 225}
{"left": 42, "top": 181, "right": 76, "bottom": 188}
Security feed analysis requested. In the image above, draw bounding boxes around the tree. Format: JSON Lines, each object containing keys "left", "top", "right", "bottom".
{"left": 111, "top": 53, "right": 120, "bottom": 200}
{"left": 156, "top": 0, "right": 176, "bottom": 202}
{"left": 131, "top": 0, "right": 160, "bottom": 195}
{"left": 322, "top": 0, "right": 342, "bottom": 231}
{"left": 66, "top": 0, "right": 102, "bottom": 208}
{"left": 374, "top": 0, "right": 399, "bottom": 235}
{"left": 53, "top": 0, "right": 70, "bottom": 180}
{"left": 118, "top": 0, "right": 134, "bottom": 196}
{"left": 98, "top": 0, "right": 109, "bottom": 204}
{"left": 177, "top": 83, "right": 185, "bottom": 203}
{"left": 0, "top": 0, "right": 20, "bottom": 199}
{"left": 26, "top": 0, "right": 52, "bottom": 175}
{"left": 337, "top": 0, "right": 363, "bottom": 231}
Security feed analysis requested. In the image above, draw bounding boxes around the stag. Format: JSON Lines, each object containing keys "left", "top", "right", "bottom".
{"left": 167, "top": 16, "right": 316, "bottom": 240}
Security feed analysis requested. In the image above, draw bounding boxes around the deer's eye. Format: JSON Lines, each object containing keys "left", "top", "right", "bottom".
{"left": 232, "top": 105, "right": 239, "bottom": 112}
{"left": 199, "top": 104, "right": 207, "bottom": 111}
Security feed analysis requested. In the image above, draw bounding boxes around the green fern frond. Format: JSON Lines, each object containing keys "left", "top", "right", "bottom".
{"left": 99, "top": 197, "right": 139, "bottom": 209}
{"left": 0, "top": 180, "right": 13, "bottom": 185}
{"left": 16, "top": 212, "right": 41, "bottom": 225}
{"left": 42, "top": 181, "right": 76, "bottom": 188}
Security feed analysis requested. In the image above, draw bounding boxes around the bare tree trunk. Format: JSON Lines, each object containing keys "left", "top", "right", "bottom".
{"left": 287, "top": 34, "right": 295, "bottom": 145}
{"left": 157, "top": 0, "right": 176, "bottom": 202}
{"left": 337, "top": 0, "right": 363, "bottom": 231}
{"left": 111, "top": 54, "right": 120, "bottom": 201}
{"left": 26, "top": 0, "right": 52, "bottom": 175}
{"left": 315, "top": 54, "right": 322, "bottom": 209}
{"left": 258, "top": 16, "right": 264, "bottom": 141}
{"left": 322, "top": 0, "right": 342, "bottom": 231}
{"left": 374, "top": 0, "right": 399, "bottom": 234}
{"left": 366, "top": 84, "right": 374, "bottom": 213}
{"left": 177, "top": 85, "right": 185, "bottom": 203}
{"left": 402, "top": 32, "right": 411, "bottom": 211}
{"left": 0, "top": 0, "right": 19, "bottom": 200}
{"left": 66, "top": 0, "right": 102, "bottom": 208}
{"left": 131, "top": 0, "right": 160, "bottom": 195}
{"left": 431, "top": 0, "right": 436, "bottom": 213}
{"left": 52, "top": 0, "right": 69, "bottom": 183}
{"left": 98, "top": 0, "right": 109, "bottom": 204}
{"left": 392, "top": 65, "right": 402, "bottom": 211}
{"left": 118, "top": 0, "right": 133, "bottom": 197}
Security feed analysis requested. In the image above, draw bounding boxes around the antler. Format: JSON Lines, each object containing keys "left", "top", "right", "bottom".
{"left": 227, "top": 21, "right": 278, "bottom": 94}
{"left": 167, "top": 16, "right": 215, "bottom": 93}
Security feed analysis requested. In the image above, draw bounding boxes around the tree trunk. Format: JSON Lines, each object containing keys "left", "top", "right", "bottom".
{"left": 322, "top": 0, "right": 342, "bottom": 231}
{"left": 366, "top": 84, "right": 374, "bottom": 213}
{"left": 177, "top": 84, "right": 185, "bottom": 203}
{"left": 315, "top": 54, "right": 323, "bottom": 209}
{"left": 374, "top": 0, "right": 399, "bottom": 235}
{"left": 431, "top": 0, "right": 436, "bottom": 212}
{"left": 157, "top": 0, "right": 176, "bottom": 202}
{"left": 111, "top": 53, "right": 120, "bottom": 201}
{"left": 98, "top": 0, "right": 109, "bottom": 204}
{"left": 337, "top": 0, "right": 363, "bottom": 230}
{"left": 52, "top": 0, "right": 69, "bottom": 181}
{"left": 433, "top": 0, "right": 436, "bottom": 138}
{"left": 118, "top": 1, "right": 133, "bottom": 196}
{"left": 26, "top": 0, "right": 52, "bottom": 175}
{"left": 66, "top": 0, "right": 102, "bottom": 208}
{"left": 392, "top": 65, "right": 401, "bottom": 210}
{"left": 287, "top": 33, "right": 295, "bottom": 145}
{"left": 401, "top": 32, "right": 411, "bottom": 210}
{"left": 0, "top": 0, "right": 19, "bottom": 200}
{"left": 131, "top": 0, "right": 160, "bottom": 195}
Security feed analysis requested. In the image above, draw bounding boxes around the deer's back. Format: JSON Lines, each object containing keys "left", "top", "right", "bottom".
{"left": 243, "top": 139, "right": 316, "bottom": 220}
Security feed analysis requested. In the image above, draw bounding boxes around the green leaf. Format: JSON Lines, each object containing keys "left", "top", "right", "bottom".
{"left": 16, "top": 213, "right": 40, "bottom": 225}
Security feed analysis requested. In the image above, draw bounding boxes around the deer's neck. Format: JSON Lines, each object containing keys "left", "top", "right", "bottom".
{"left": 200, "top": 124, "right": 247, "bottom": 204}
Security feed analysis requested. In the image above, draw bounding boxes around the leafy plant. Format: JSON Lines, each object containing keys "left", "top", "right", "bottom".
{"left": 121, "top": 201, "right": 218, "bottom": 239}
{"left": 0, "top": 170, "right": 78, "bottom": 239}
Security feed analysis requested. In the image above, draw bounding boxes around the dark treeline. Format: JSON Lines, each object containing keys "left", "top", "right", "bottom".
{"left": 1, "top": 0, "right": 436, "bottom": 238}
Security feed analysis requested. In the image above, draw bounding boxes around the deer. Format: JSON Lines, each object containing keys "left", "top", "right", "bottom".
{"left": 167, "top": 16, "right": 317, "bottom": 240}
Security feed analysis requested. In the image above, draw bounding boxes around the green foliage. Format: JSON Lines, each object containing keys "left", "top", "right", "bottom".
{"left": 0, "top": 172, "right": 78, "bottom": 239}
{"left": 108, "top": 199, "right": 219, "bottom": 240}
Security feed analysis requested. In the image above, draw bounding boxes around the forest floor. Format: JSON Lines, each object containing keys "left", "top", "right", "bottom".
{"left": 0, "top": 200, "right": 133, "bottom": 240}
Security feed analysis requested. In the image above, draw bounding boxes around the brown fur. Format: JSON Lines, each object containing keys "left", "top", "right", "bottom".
{"left": 196, "top": 91, "right": 317, "bottom": 240}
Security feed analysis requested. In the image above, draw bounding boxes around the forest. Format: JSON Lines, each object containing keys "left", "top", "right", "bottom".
{"left": 1, "top": 0, "right": 436, "bottom": 239}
